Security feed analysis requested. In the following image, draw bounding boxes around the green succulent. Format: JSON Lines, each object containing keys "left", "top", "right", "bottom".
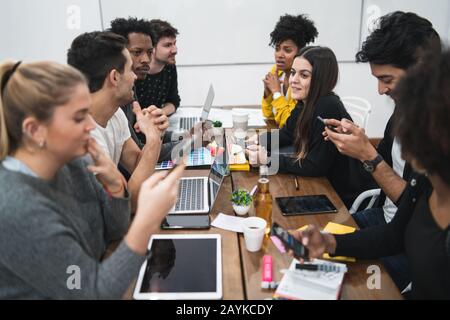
{"left": 231, "top": 189, "right": 252, "bottom": 206}
{"left": 212, "top": 120, "right": 222, "bottom": 128}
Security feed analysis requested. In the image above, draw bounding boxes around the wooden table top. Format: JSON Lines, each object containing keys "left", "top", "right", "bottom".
{"left": 123, "top": 120, "right": 398, "bottom": 300}
{"left": 229, "top": 169, "right": 402, "bottom": 300}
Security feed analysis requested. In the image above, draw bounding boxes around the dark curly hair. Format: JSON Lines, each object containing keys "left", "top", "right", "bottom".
{"left": 393, "top": 48, "right": 450, "bottom": 185}
{"left": 356, "top": 11, "right": 441, "bottom": 69}
{"left": 67, "top": 31, "right": 127, "bottom": 93}
{"left": 269, "top": 14, "right": 318, "bottom": 49}
{"left": 149, "top": 19, "right": 179, "bottom": 44}
{"left": 109, "top": 17, "right": 153, "bottom": 42}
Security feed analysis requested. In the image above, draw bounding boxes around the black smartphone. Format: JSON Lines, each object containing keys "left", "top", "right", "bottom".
{"left": 317, "top": 116, "right": 338, "bottom": 133}
{"left": 161, "top": 215, "right": 210, "bottom": 230}
{"left": 271, "top": 222, "right": 309, "bottom": 260}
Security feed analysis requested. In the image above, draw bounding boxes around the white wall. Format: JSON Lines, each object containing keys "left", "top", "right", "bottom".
{"left": 0, "top": 0, "right": 448, "bottom": 137}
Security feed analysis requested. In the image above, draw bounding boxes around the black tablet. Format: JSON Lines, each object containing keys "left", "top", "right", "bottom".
{"left": 276, "top": 195, "right": 338, "bottom": 216}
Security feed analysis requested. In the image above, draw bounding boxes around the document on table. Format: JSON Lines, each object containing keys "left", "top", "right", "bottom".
{"left": 211, "top": 213, "right": 245, "bottom": 233}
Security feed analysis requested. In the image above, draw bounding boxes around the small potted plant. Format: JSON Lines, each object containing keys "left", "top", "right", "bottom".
{"left": 231, "top": 189, "right": 252, "bottom": 216}
{"left": 211, "top": 120, "right": 223, "bottom": 138}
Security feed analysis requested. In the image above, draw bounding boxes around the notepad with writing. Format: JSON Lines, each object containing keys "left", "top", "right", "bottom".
{"left": 274, "top": 259, "right": 347, "bottom": 300}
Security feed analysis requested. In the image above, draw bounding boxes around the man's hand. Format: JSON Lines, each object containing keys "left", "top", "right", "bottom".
{"left": 323, "top": 118, "right": 377, "bottom": 161}
{"left": 132, "top": 102, "right": 162, "bottom": 145}
{"left": 147, "top": 105, "right": 169, "bottom": 132}
{"left": 263, "top": 72, "right": 281, "bottom": 95}
{"left": 289, "top": 225, "right": 336, "bottom": 261}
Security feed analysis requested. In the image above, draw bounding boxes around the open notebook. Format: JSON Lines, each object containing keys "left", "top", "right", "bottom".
{"left": 274, "top": 259, "right": 347, "bottom": 300}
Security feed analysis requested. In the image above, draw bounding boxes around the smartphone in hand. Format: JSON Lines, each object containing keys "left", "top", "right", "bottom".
{"left": 271, "top": 222, "right": 309, "bottom": 260}
{"left": 317, "top": 116, "right": 338, "bottom": 133}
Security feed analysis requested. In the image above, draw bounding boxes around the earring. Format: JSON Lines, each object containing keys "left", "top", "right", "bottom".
{"left": 38, "top": 140, "right": 45, "bottom": 148}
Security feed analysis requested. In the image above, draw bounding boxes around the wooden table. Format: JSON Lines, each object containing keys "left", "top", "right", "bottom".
{"left": 123, "top": 118, "right": 398, "bottom": 300}
{"left": 229, "top": 170, "right": 402, "bottom": 300}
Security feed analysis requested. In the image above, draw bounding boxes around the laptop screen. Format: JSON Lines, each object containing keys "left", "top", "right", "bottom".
{"left": 200, "top": 84, "right": 214, "bottom": 121}
{"left": 208, "top": 145, "right": 228, "bottom": 209}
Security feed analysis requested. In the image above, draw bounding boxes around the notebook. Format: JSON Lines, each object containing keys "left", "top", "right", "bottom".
{"left": 274, "top": 259, "right": 347, "bottom": 300}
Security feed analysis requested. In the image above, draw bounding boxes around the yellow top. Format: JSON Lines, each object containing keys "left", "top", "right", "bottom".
{"left": 261, "top": 65, "right": 297, "bottom": 128}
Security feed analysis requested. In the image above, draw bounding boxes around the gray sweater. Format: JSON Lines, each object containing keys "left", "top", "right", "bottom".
{"left": 0, "top": 158, "right": 146, "bottom": 299}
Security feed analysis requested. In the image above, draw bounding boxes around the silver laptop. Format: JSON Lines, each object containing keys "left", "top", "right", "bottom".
{"left": 176, "top": 84, "right": 214, "bottom": 131}
{"left": 169, "top": 155, "right": 228, "bottom": 215}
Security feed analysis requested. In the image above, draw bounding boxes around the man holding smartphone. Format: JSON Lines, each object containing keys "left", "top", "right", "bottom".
{"left": 322, "top": 12, "right": 441, "bottom": 291}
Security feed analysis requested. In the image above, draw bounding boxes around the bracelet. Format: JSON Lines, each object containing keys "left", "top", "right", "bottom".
{"left": 104, "top": 181, "right": 125, "bottom": 198}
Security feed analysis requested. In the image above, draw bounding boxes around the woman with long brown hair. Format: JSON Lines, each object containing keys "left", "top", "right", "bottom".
{"left": 249, "top": 46, "right": 373, "bottom": 207}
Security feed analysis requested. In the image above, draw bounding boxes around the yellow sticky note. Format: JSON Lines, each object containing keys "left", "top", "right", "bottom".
{"left": 323, "top": 222, "right": 356, "bottom": 235}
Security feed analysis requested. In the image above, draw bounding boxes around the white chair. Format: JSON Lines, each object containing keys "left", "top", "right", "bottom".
{"left": 341, "top": 96, "right": 372, "bottom": 130}
{"left": 349, "top": 188, "right": 381, "bottom": 214}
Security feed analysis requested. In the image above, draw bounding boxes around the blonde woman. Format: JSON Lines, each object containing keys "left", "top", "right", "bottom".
{"left": 0, "top": 61, "right": 183, "bottom": 299}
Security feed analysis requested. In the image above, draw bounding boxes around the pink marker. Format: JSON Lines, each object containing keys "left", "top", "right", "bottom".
{"left": 261, "top": 255, "right": 278, "bottom": 289}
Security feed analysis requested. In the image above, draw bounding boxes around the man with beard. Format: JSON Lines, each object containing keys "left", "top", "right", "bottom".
{"left": 68, "top": 31, "right": 167, "bottom": 212}
{"left": 110, "top": 17, "right": 178, "bottom": 159}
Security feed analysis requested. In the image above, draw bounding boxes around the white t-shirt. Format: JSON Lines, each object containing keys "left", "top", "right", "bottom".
{"left": 382, "top": 137, "right": 406, "bottom": 223}
{"left": 90, "top": 109, "right": 131, "bottom": 166}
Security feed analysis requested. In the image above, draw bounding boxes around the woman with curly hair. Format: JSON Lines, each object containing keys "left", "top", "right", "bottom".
{"left": 262, "top": 14, "right": 318, "bottom": 128}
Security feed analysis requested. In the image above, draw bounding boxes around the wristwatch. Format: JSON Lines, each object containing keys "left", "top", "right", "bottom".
{"left": 363, "top": 154, "right": 383, "bottom": 173}
{"left": 272, "top": 91, "right": 282, "bottom": 100}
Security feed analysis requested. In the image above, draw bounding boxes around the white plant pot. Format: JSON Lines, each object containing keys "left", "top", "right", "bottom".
{"left": 232, "top": 204, "right": 250, "bottom": 216}
{"left": 212, "top": 127, "right": 224, "bottom": 139}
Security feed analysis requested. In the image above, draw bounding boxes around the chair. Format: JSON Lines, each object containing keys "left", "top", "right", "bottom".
{"left": 341, "top": 96, "right": 372, "bottom": 130}
{"left": 349, "top": 188, "right": 381, "bottom": 214}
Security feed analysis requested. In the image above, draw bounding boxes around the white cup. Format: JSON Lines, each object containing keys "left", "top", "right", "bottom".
{"left": 232, "top": 109, "right": 249, "bottom": 133}
{"left": 241, "top": 217, "right": 267, "bottom": 252}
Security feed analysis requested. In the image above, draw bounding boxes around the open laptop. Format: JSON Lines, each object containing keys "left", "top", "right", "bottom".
{"left": 173, "top": 84, "right": 215, "bottom": 131}
{"left": 168, "top": 152, "right": 228, "bottom": 215}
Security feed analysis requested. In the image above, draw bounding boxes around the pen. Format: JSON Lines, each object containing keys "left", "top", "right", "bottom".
{"left": 250, "top": 185, "right": 258, "bottom": 196}
{"left": 295, "top": 263, "right": 347, "bottom": 273}
{"left": 293, "top": 176, "right": 299, "bottom": 190}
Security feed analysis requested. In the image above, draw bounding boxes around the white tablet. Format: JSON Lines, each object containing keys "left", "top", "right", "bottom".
{"left": 133, "top": 234, "right": 222, "bottom": 300}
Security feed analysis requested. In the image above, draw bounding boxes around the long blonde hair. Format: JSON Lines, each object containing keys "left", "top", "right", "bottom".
{"left": 0, "top": 61, "right": 87, "bottom": 159}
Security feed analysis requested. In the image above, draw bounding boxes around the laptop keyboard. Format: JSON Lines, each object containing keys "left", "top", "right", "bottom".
{"left": 174, "top": 178, "right": 205, "bottom": 212}
{"left": 179, "top": 117, "right": 199, "bottom": 130}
